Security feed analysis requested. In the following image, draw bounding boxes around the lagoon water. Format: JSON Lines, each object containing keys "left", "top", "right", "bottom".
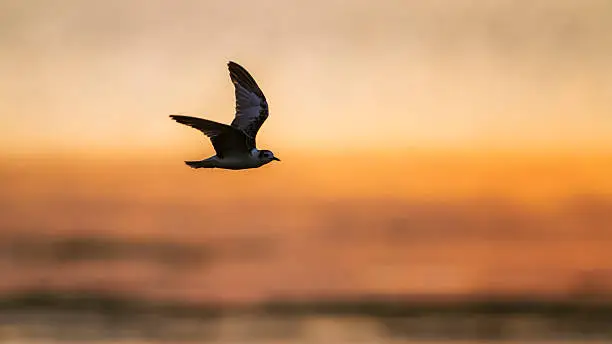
{"left": 0, "top": 311, "right": 610, "bottom": 343}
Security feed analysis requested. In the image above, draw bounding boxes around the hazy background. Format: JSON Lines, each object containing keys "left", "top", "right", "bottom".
{"left": 1, "top": 0, "right": 611, "bottom": 341}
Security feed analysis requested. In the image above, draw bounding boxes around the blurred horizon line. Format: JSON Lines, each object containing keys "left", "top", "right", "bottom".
{"left": 2, "top": 144, "right": 612, "bottom": 162}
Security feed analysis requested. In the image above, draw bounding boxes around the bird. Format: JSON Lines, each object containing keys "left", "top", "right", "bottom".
{"left": 170, "top": 61, "right": 280, "bottom": 170}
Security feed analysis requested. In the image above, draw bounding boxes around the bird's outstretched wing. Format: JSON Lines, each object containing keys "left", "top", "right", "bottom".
{"left": 228, "top": 61, "right": 269, "bottom": 140}
{"left": 170, "top": 115, "right": 253, "bottom": 158}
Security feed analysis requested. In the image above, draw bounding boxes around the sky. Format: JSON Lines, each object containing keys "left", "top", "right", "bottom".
{"left": 1, "top": 0, "right": 612, "bottom": 301}
{"left": 1, "top": 0, "right": 611, "bottom": 155}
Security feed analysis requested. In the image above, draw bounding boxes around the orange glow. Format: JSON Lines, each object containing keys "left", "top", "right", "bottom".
{"left": 1, "top": 0, "right": 612, "bottom": 304}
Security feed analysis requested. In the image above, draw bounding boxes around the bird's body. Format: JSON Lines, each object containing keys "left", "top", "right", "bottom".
{"left": 170, "top": 61, "right": 279, "bottom": 170}
{"left": 186, "top": 149, "right": 267, "bottom": 170}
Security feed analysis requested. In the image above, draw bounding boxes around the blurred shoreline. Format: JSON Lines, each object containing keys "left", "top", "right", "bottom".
{"left": 0, "top": 289, "right": 611, "bottom": 342}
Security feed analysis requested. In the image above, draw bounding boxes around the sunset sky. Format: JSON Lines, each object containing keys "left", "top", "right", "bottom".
{"left": 1, "top": 0, "right": 611, "bottom": 155}
{"left": 1, "top": 0, "right": 611, "bottom": 301}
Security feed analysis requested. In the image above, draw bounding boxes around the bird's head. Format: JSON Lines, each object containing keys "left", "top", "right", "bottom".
{"left": 258, "top": 150, "right": 280, "bottom": 164}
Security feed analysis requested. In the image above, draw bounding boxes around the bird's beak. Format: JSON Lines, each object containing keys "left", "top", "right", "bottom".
{"left": 273, "top": 157, "right": 281, "bottom": 162}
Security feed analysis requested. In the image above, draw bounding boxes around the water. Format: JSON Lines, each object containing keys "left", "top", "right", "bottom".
{"left": 0, "top": 311, "right": 610, "bottom": 343}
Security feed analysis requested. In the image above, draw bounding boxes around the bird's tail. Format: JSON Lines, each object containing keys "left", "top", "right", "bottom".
{"left": 185, "top": 160, "right": 216, "bottom": 169}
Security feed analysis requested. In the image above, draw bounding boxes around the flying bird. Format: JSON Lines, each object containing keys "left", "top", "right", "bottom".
{"left": 170, "top": 61, "right": 280, "bottom": 170}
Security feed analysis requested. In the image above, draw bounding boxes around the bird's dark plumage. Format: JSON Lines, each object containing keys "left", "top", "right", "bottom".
{"left": 227, "top": 61, "right": 269, "bottom": 141}
{"left": 169, "top": 115, "right": 253, "bottom": 158}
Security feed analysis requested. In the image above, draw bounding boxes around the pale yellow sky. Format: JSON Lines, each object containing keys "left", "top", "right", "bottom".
{"left": 1, "top": 0, "right": 611, "bottom": 154}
